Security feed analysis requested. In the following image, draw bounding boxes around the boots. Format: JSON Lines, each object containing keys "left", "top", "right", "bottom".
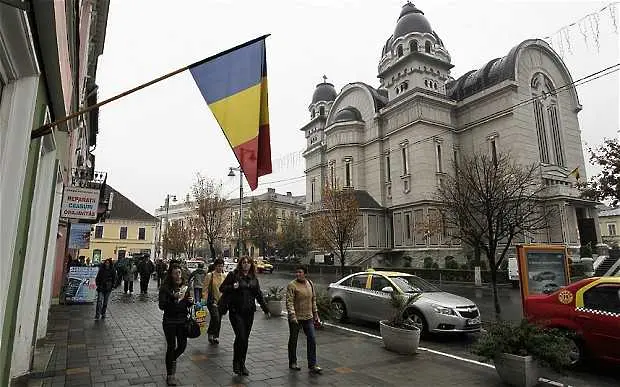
{"left": 166, "top": 361, "right": 178, "bottom": 385}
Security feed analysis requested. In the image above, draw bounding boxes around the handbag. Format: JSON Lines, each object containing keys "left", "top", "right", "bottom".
{"left": 186, "top": 305, "right": 202, "bottom": 339}
{"left": 308, "top": 280, "right": 322, "bottom": 329}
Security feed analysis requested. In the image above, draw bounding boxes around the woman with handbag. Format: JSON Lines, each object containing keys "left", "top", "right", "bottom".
{"left": 219, "top": 257, "right": 270, "bottom": 375}
{"left": 158, "top": 264, "right": 194, "bottom": 386}
{"left": 204, "top": 258, "right": 226, "bottom": 345}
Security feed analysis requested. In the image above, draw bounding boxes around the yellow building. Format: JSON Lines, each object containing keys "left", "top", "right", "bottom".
{"left": 80, "top": 186, "right": 158, "bottom": 263}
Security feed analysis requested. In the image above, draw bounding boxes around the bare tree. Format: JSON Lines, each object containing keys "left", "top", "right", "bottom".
{"left": 192, "top": 173, "right": 227, "bottom": 259}
{"left": 245, "top": 200, "right": 278, "bottom": 256}
{"left": 183, "top": 216, "right": 204, "bottom": 259}
{"left": 437, "top": 152, "right": 550, "bottom": 319}
{"left": 162, "top": 221, "right": 187, "bottom": 259}
{"left": 310, "top": 185, "right": 363, "bottom": 276}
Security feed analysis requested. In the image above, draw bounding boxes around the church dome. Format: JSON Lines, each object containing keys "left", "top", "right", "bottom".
{"left": 312, "top": 82, "right": 337, "bottom": 104}
{"left": 334, "top": 107, "right": 362, "bottom": 122}
{"left": 393, "top": 3, "right": 433, "bottom": 39}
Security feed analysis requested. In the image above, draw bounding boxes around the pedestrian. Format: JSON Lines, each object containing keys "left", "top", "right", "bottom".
{"left": 138, "top": 256, "right": 155, "bottom": 294}
{"left": 219, "top": 257, "right": 270, "bottom": 375}
{"left": 156, "top": 259, "right": 168, "bottom": 288}
{"left": 204, "top": 258, "right": 226, "bottom": 345}
{"left": 95, "top": 258, "right": 117, "bottom": 320}
{"left": 123, "top": 259, "right": 136, "bottom": 294}
{"left": 158, "top": 264, "right": 194, "bottom": 386}
{"left": 188, "top": 262, "right": 207, "bottom": 302}
{"left": 286, "top": 265, "right": 322, "bottom": 373}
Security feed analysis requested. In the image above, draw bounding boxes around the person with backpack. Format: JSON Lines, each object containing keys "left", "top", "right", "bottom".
{"left": 286, "top": 265, "right": 322, "bottom": 374}
{"left": 123, "top": 259, "right": 137, "bottom": 294}
{"left": 95, "top": 258, "right": 117, "bottom": 320}
{"left": 188, "top": 262, "right": 207, "bottom": 302}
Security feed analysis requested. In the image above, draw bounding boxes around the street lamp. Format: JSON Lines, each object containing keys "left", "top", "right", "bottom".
{"left": 228, "top": 166, "right": 243, "bottom": 257}
{"left": 158, "top": 194, "right": 177, "bottom": 258}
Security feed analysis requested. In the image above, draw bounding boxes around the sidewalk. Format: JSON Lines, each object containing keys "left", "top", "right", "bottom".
{"left": 11, "top": 282, "right": 576, "bottom": 386}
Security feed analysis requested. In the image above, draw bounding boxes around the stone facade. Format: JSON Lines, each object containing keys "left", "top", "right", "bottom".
{"left": 302, "top": 4, "right": 600, "bottom": 267}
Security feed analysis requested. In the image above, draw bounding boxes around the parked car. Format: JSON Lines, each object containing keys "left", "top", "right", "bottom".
{"left": 185, "top": 259, "right": 204, "bottom": 274}
{"left": 327, "top": 270, "right": 481, "bottom": 335}
{"left": 255, "top": 258, "right": 274, "bottom": 274}
{"left": 524, "top": 276, "right": 620, "bottom": 365}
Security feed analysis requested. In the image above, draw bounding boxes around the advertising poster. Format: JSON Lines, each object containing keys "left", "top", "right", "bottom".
{"left": 65, "top": 266, "right": 99, "bottom": 303}
{"left": 61, "top": 186, "right": 100, "bottom": 220}
{"left": 516, "top": 245, "right": 570, "bottom": 303}
{"left": 68, "top": 223, "right": 92, "bottom": 249}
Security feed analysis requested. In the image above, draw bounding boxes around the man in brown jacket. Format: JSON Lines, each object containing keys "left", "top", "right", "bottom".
{"left": 286, "top": 266, "right": 322, "bottom": 374}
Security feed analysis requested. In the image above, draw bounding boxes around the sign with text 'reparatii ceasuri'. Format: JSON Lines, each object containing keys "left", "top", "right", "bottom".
{"left": 61, "top": 186, "right": 100, "bottom": 220}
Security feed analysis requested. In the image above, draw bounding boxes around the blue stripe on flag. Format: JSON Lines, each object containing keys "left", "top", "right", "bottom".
{"left": 189, "top": 39, "right": 265, "bottom": 104}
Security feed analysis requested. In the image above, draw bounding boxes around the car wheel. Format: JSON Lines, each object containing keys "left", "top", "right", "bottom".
{"left": 566, "top": 335, "right": 584, "bottom": 367}
{"left": 404, "top": 309, "right": 428, "bottom": 334}
{"left": 331, "top": 300, "right": 348, "bottom": 322}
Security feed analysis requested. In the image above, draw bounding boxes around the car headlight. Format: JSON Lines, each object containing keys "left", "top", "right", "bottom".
{"left": 431, "top": 304, "right": 455, "bottom": 315}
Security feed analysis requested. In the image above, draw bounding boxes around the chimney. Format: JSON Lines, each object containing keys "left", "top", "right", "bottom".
{"left": 267, "top": 188, "right": 275, "bottom": 194}
{"left": 286, "top": 192, "right": 292, "bottom": 197}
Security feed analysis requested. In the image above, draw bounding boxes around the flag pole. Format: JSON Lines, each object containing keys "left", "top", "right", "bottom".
{"left": 31, "top": 34, "right": 270, "bottom": 140}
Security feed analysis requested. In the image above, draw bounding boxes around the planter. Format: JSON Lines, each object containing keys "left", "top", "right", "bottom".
{"left": 494, "top": 353, "right": 540, "bottom": 387}
{"left": 267, "top": 300, "right": 283, "bottom": 316}
{"left": 379, "top": 320, "right": 420, "bottom": 355}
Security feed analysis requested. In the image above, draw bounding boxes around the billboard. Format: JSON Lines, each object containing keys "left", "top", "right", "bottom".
{"left": 516, "top": 244, "right": 571, "bottom": 311}
{"left": 65, "top": 266, "right": 99, "bottom": 303}
{"left": 61, "top": 186, "right": 100, "bottom": 220}
{"left": 68, "top": 223, "right": 91, "bottom": 249}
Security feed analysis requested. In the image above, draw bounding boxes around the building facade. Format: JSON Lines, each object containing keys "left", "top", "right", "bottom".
{"left": 154, "top": 188, "right": 305, "bottom": 259}
{"left": 0, "top": 0, "right": 109, "bottom": 383}
{"left": 599, "top": 207, "right": 620, "bottom": 247}
{"left": 302, "top": 3, "right": 600, "bottom": 267}
{"left": 79, "top": 186, "right": 158, "bottom": 262}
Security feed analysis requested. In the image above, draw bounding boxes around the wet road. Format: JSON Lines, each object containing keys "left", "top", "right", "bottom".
{"left": 257, "top": 271, "right": 620, "bottom": 385}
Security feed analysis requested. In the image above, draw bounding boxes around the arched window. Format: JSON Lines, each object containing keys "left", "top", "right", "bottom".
{"left": 319, "top": 106, "right": 325, "bottom": 116}
{"left": 425, "top": 41, "right": 431, "bottom": 53}
{"left": 397, "top": 45, "right": 403, "bottom": 57}
{"left": 311, "top": 109, "right": 315, "bottom": 118}
{"left": 433, "top": 82, "right": 438, "bottom": 90}
{"left": 410, "top": 40, "right": 418, "bottom": 52}
{"left": 424, "top": 80, "right": 428, "bottom": 87}
{"left": 531, "top": 73, "right": 564, "bottom": 166}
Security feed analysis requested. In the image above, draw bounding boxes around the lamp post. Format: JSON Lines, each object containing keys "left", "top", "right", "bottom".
{"left": 158, "top": 194, "right": 177, "bottom": 258}
{"left": 228, "top": 166, "right": 243, "bottom": 257}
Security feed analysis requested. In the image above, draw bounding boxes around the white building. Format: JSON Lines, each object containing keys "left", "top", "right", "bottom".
{"left": 302, "top": 3, "right": 600, "bottom": 267}
{"left": 0, "top": 1, "right": 109, "bottom": 383}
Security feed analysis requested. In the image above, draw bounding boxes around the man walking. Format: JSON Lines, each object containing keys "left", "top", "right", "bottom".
{"left": 138, "top": 256, "right": 155, "bottom": 294}
{"left": 156, "top": 259, "right": 167, "bottom": 288}
{"left": 95, "top": 258, "right": 117, "bottom": 319}
{"left": 286, "top": 266, "right": 322, "bottom": 374}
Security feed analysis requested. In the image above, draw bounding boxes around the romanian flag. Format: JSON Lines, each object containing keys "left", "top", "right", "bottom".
{"left": 189, "top": 35, "right": 272, "bottom": 190}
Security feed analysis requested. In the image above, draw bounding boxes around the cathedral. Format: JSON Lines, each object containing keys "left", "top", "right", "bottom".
{"left": 301, "top": 3, "right": 601, "bottom": 267}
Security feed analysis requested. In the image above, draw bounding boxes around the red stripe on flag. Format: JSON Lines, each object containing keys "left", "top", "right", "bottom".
{"left": 233, "top": 124, "right": 271, "bottom": 191}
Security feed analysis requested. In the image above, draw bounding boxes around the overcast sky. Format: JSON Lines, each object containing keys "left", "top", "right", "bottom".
{"left": 95, "top": 0, "right": 619, "bottom": 214}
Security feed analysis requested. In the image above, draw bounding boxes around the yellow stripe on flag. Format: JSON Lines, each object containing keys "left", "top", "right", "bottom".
{"left": 208, "top": 82, "right": 261, "bottom": 148}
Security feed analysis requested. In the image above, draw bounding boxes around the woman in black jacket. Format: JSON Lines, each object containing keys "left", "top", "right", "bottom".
{"left": 219, "top": 257, "right": 270, "bottom": 375}
{"left": 158, "top": 264, "right": 194, "bottom": 386}
{"left": 95, "top": 258, "right": 117, "bottom": 319}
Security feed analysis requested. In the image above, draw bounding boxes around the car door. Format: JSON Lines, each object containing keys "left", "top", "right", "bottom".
{"left": 579, "top": 282, "right": 620, "bottom": 361}
{"left": 366, "top": 274, "right": 395, "bottom": 322}
{"left": 344, "top": 274, "right": 371, "bottom": 320}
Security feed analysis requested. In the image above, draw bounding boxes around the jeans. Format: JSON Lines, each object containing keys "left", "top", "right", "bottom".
{"left": 193, "top": 288, "right": 203, "bottom": 303}
{"left": 163, "top": 323, "right": 187, "bottom": 375}
{"left": 95, "top": 290, "right": 111, "bottom": 317}
{"left": 229, "top": 311, "right": 254, "bottom": 367}
{"left": 207, "top": 302, "right": 221, "bottom": 337}
{"left": 288, "top": 319, "right": 317, "bottom": 368}
{"left": 123, "top": 279, "right": 133, "bottom": 293}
